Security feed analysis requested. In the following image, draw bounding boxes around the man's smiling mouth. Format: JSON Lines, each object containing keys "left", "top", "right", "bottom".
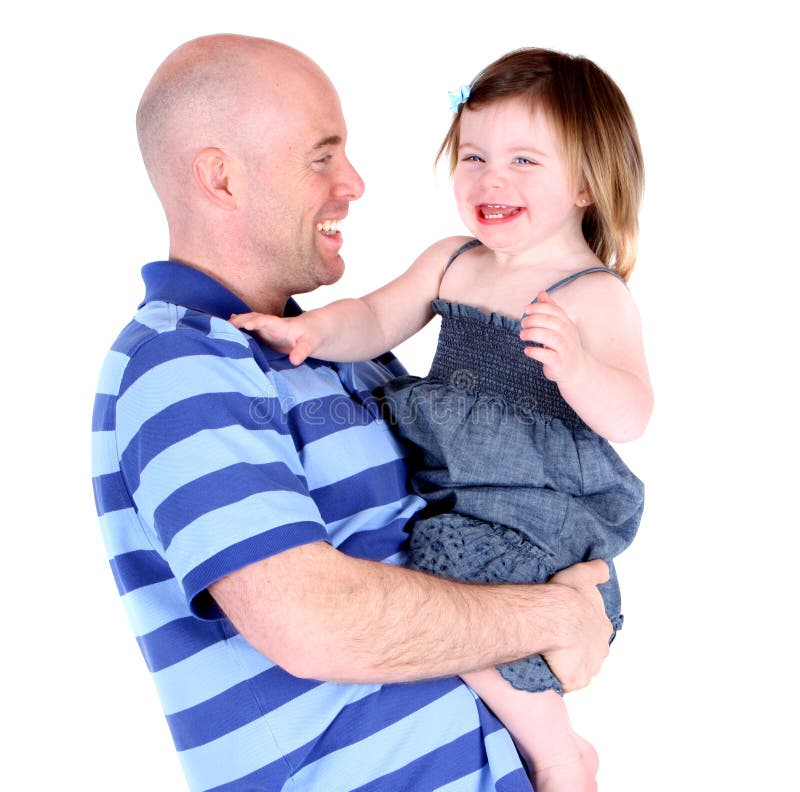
{"left": 316, "top": 219, "right": 342, "bottom": 235}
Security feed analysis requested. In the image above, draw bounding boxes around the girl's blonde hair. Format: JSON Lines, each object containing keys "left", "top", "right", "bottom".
{"left": 439, "top": 48, "right": 644, "bottom": 279}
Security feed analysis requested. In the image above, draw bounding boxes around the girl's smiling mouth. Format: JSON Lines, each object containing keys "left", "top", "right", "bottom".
{"left": 477, "top": 204, "right": 523, "bottom": 222}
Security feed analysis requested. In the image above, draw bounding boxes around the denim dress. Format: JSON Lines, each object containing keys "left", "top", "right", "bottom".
{"left": 379, "top": 241, "right": 644, "bottom": 694}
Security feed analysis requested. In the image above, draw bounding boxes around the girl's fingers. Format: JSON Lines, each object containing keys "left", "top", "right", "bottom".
{"left": 523, "top": 344, "right": 558, "bottom": 371}
{"left": 231, "top": 312, "right": 278, "bottom": 330}
{"left": 520, "top": 327, "right": 563, "bottom": 350}
{"left": 521, "top": 305, "right": 567, "bottom": 328}
{"left": 523, "top": 290, "right": 560, "bottom": 312}
{"left": 288, "top": 338, "right": 312, "bottom": 366}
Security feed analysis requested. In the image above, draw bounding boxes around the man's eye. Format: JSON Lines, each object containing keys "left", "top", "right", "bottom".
{"left": 314, "top": 154, "right": 332, "bottom": 165}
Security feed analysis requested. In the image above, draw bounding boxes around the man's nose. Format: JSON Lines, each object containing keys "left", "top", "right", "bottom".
{"left": 334, "top": 155, "right": 365, "bottom": 200}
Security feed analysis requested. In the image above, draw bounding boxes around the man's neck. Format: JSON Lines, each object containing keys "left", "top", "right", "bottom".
{"left": 166, "top": 248, "right": 290, "bottom": 316}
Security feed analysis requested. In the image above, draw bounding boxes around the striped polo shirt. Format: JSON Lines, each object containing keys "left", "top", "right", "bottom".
{"left": 91, "top": 260, "right": 531, "bottom": 791}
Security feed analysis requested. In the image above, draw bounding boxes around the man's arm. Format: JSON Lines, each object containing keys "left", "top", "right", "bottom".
{"left": 210, "top": 541, "right": 612, "bottom": 692}
{"left": 119, "top": 321, "right": 610, "bottom": 692}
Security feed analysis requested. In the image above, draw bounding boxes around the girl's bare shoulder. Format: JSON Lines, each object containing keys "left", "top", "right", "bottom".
{"left": 414, "top": 235, "right": 477, "bottom": 268}
{"left": 557, "top": 268, "right": 640, "bottom": 318}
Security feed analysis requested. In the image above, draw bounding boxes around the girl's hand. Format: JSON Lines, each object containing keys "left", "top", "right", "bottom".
{"left": 519, "top": 291, "right": 587, "bottom": 383}
{"left": 230, "top": 312, "right": 316, "bottom": 366}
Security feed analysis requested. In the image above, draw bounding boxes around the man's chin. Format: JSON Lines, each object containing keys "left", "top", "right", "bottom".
{"left": 316, "top": 254, "right": 345, "bottom": 286}
{"left": 291, "top": 256, "right": 344, "bottom": 295}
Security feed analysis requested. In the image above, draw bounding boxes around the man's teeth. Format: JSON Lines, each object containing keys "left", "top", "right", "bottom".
{"left": 316, "top": 220, "right": 342, "bottom": 235}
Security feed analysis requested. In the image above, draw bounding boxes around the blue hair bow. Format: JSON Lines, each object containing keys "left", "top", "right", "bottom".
{"left": 448, "top": 85, "right": 471, "bottom": 113}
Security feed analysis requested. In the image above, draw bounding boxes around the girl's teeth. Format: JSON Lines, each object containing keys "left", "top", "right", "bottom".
{"left": 482, "top": 205, "right": 517, "bottom": 219}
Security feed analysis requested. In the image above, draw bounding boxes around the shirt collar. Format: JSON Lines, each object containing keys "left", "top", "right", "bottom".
{"left": 140, "top": 260, "right": 300, "bottom": 317}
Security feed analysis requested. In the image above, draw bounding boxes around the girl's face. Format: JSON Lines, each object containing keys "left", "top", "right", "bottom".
{"left": 453, "top": 98, "right": 590, "bottom": 258}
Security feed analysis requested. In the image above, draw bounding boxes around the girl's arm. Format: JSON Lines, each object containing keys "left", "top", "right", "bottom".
{"left": 231, "top": 237, "right": 468, "bottom": 364}
{"left": 520, "top": 275, "right": 653, "bottom": 442}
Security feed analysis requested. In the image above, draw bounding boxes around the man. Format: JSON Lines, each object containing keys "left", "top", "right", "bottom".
{"left": 92, "top": 34, "right": 612, "bottom": 791}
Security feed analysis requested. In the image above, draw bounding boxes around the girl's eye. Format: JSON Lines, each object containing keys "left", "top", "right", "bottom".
{"left": 514, "top": 157, "right": 536, "bottom": 165}
{"left": 461, "top": 154, "right": 484, "bottom": 163}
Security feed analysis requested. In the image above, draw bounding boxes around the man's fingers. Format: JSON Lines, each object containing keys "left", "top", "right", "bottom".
{"left": 583, "top": 558, "right": 610, "bottom": 585}
{"left": 550, "top": 558, "right": 609, "bottom": 588}
{"left": 546, "top": 643, "right": 608, "bottom": 692}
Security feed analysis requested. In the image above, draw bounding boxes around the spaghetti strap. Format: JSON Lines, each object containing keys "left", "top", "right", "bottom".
{"left": 530, "top": 267, "right": 626, "bottom": 304}
{"left": 444, "top": 238, "right": 482, "bottom": 271}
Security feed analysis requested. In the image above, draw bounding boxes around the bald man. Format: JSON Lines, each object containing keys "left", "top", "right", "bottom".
{"left": 92, "top": 35, "right": 612, "bottom": 791}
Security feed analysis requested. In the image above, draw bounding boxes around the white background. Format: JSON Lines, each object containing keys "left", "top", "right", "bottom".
{"left": 3, "top": 1, "right": 798, "bottom": 789}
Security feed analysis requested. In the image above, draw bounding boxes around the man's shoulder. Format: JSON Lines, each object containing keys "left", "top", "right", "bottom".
{"left": 110, "top": 300, "right": 250, "bottom": 358}
{"left": 116, "top": 300, "right": 258, "bottom": 370}
{"left": 95, "top": 300, "right": 275, "bottom": 415}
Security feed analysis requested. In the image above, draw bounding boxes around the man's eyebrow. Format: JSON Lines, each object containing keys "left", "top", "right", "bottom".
{"left": 311, "top": 135, "right": 342, "bottom": 150}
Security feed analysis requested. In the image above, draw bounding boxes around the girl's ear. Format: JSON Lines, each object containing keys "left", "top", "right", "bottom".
{"left": 576, "top": 189, "right": 593, "bottom": 208}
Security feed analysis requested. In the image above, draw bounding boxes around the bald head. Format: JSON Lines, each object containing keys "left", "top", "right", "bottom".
{"left": 136, "top": 34, "right": 329, "bottom": 203}
{"left": 134, "top": 34, "right": 363, "bottom": 312}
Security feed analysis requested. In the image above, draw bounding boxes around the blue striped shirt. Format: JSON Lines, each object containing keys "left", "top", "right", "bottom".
{"left": 91, "top": 260, "right": 531, "bottom": 791}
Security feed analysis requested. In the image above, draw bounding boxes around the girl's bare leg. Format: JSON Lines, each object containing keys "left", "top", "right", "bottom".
{"left": 462, "top": 668, "right": 598, "bottom": 792}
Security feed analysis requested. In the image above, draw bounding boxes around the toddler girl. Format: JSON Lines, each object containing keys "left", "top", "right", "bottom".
{"left": 233, "top": 47, "right": 651, "bottom": 792}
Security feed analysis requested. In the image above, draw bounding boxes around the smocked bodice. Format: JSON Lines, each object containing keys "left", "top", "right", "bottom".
{"left": 427, "top": 299, "right": 584, "bottom": 427}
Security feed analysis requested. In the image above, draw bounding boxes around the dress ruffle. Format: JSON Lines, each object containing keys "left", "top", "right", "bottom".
{"left": 431, "top": 298, "right": 523, "bottom": 332}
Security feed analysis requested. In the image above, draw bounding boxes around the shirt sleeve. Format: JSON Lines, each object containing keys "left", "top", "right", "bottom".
{"left": 115, "top": 322, "right": 329, "bottom": 618}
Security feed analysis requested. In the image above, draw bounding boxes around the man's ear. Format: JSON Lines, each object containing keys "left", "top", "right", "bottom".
{"left": 193, "top": 147, "right": 238, "bottom": 209}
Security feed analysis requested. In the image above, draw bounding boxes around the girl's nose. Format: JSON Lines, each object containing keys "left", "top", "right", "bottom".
{"left": 478, "top": 166, "right": 506, "bottom": 190}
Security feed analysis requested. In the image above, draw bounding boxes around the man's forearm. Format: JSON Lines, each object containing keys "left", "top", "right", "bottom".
{"left": 210, "top": 541, "right": 609, "bottom": 687}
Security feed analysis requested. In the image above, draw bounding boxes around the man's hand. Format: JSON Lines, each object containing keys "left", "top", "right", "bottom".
{"left": 542, "top": 559, "right": 613, "bottom": 692}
